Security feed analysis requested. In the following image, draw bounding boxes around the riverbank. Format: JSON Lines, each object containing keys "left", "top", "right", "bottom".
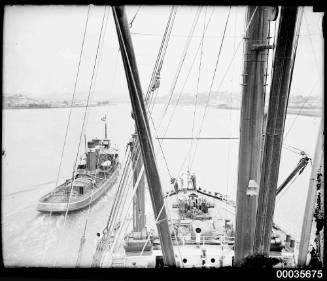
{"left": 3, "top": 102, "right": 322, "bottom": 117}
{"left": 208, "top": 105, "right": 322, "bottom": 118}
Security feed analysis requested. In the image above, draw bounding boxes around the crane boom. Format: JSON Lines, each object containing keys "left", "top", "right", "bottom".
{"left": 276, "top": 154, "right": 310, "bottom": 195}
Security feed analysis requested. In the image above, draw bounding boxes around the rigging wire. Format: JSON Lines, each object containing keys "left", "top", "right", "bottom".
{"left": 284, "top": 11, "right": 321, "bottom": 142}
{"left": 278, "top": 8, "right": 306, "bottom": 157}
{"left": 152, "top": 8, "right": 215, "bottom": 179}
{"left": 138, "top": 202, "right": 165, "bottom": 256}
{"left": 156, "top": 7, "right": 202, "bottom": 129}
{"left": 287, "top": 7, "right": 304, "bottom": 103}
{"left": 189, "top": 6, "right": 232, "bottom": 170}
{"left": 130, "top": 32, "right": 250, "bottom": 38}
{"left": 76, "top": 10, "right": 114, "bottom": 261}
{"left": 54, "top": 5, "right": 108, "bottom": 267}
{"left": 104, "top": 163, "right": 145, "bottom": 261}
{"left": 147, "top": 6, "right": 178, "bottom": 111}
{"left": 76, "top": 6, "right": 151, "bottom": 264}
{"left": 144, "top": 7, "right": 174, "bottom": 103}
{"left": 114, "top": 152, "right": 142, "bottom": 227}
{"left": 93, "top": 7, "right": 183, "bottom": 265}
{"left": 104, "top": 8, "right": 178, "bottom": 197}
{"left": 284, "top": 81, "right": 319, "bottom": 141}
{"left": 93, "top": 129, "right": 147, "bottom": 265}
{"left": 263, "top": 9, "right": 313, "bottom": 158}
{"left": 111, "top": 170, "right": 137, "bottom": 243}
{"left": 263, "top": 9, "right": 272, "bottom": 102}
{"left": 76, "top": 152, "right": 104, "bottom": 266}
{"left": 162, "top": 195, "right": 184, "bottom": 266}
{"left": 52, "top": 5, "right": 91, "bottom": 194}
{"left": 160, "top": 7, "right": 214, "bottom": 140}
{"left": 283, "top": 143, "right": 306, "bottom": 155}
{"left": 145, "top": 7, "right": 213, "bottom": 178}
{"left": 148, "top": 116, "right": 173, "bottom": 178}
{"left": 137, "top": 198, "right": 184, "bottom": 268}
{"left": 172, "top": 7, "right": 213, "bottom": 176}
{"left": 188, "top": 6, "right": 257, "bottom": 170}
{"left": 210, "top": 7, "right": 258, "bottom": 104}
{"left": 91, "top": 153, "right": 135, "bottom": 266}
{"left": 265, "top": 11, "right": 278, "bottom": 111}
{"left": 102, "top": 7, "right": 178, "bottom": 235}
{"left": 107, "top": 5, "right": 143, "bottom": 95}
{"left": 92, "top": 6, "right": 318, "bottom": 266}
{"left": 100, "top": 146, "right": 138, "bottom": 258}
{"left": 97, "top": 7, "right": 246, "bottom": 266}
{"left": 84, "top": 7, "right": 111, "bottom": 128}
{"left": 118, "top": 5, "right": 177, "bottom": 185}
{"left": 124, "top": 8, "right": 180, "bottom": 181}
{"left": 106, "top": 150, "right": 135, "bottom": 231}
{"left": 95, "top": 7, "right": 214, "bottom": 266}
{"left": 303, "top": 11, "right": 320, "bottom": 75}
{"left": 130, "top": 7, "right": 179, "bottom": 180}
{"left": 224, "top": 7, "right": 238, "bottom": 215}
{"left": 129, "top": 6, "right": 142, "bottom": 28}
{"left": 187, "top": 7, "right": 208, "bottom": 169}
{"left": 39, "top": 5, "right": 91, "bottom": 265}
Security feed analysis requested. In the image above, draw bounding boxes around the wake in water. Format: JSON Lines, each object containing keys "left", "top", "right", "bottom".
{"left": 3, "top": 179, "right": 119, "bottom": 267}
{"left": 3, "top": 177, "right": 68, "bottom": 198}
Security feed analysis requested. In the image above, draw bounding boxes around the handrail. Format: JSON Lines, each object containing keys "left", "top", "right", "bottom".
{"left": 164, "top": 188, "right": 236, "bottom": 207}
{"left": 156, "top": 235, "right": 235, "bottom": 243}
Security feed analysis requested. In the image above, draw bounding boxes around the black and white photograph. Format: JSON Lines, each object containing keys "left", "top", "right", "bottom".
{"left": 1, "top": 4, "right": 324, "bottom": 274}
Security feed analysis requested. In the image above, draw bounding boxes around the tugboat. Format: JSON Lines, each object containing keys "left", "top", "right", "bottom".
{"left": 37, "top": 122, "right": 120, "bottom": 213}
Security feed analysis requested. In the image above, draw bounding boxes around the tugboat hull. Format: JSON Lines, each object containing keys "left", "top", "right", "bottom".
{"left": 37, "top": 166, "right": 120, "bottom": 213}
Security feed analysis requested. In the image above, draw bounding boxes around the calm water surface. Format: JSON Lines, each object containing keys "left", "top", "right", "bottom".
{"left": 1, "top": 104, "right": 320, "bottom": 266}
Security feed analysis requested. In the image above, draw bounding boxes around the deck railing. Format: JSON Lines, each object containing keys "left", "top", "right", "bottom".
{"left": 154, "top": 235, "right": 235, "bottom": 246}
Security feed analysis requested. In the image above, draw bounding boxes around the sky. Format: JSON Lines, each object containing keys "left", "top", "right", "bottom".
{"left": 3, "top": 5, "right": 324, "bottom": 102}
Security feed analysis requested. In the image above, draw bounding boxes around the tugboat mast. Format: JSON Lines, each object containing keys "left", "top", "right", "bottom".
{"left": 112, "top": 6, "right": 176, "bottom": 266}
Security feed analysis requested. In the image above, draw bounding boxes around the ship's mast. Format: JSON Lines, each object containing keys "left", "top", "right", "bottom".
{"left": 112, "top": 6, "right": 176, "bottom": 266}
{"left": 253, "top": 6, "right": 303, "bottom": 256}
{"left": 235, "top": 6, "right": 275, "bottom": 265}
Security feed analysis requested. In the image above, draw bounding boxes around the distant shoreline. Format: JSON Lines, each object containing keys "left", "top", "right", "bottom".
{"left": 207, "top": 105, "right": 322, "bottom": 118}
{"left": 2, "top": 103, "right": 119, "bottom": 110}
{"left": 3, "top": 103, "right": 322, "bottom": 117}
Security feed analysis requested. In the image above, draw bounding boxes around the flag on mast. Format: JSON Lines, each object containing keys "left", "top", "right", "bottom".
{"left": 101, "top": 115, "right": 106, "bottom": 122}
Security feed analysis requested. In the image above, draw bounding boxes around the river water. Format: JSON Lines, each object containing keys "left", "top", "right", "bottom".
{"left": 1, "top": 104, "right": 320, "bottom": 267}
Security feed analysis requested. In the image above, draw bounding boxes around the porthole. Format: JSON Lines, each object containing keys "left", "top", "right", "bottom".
{"left": 183, "top": 258, "right": 187, "bottom": 263}
{"left": 211, "top": 258, "right": 215, "bottom": 263}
